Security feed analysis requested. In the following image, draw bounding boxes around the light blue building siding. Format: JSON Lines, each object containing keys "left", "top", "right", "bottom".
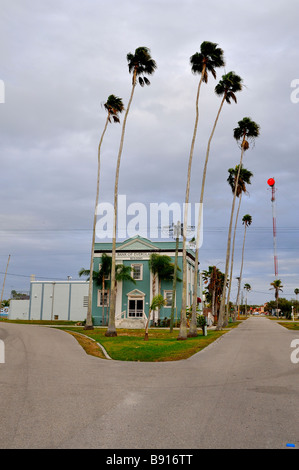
{"left": 91, "top": 236, "right": 199, "bottom": 327}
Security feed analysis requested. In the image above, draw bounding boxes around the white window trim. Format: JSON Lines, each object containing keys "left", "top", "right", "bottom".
{"left": 97, "top": 289, "right": 109, "bottom": 307}
{"left": 164, "top": 290, "right": 174, "bottom": 308}
{"left": 131, "top": 263, "right": 143, "bottom": 281}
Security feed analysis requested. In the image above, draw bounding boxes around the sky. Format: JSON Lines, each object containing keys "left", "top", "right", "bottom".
{"left": 0, "top": 0, "right": 299, "bottom": 306}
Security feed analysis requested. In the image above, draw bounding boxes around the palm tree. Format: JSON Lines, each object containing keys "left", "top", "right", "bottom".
{"left": 217, "top": 117, "right": 260, "bottom": 330}
{"left": 149, "top": 253, "right": 179, "bottom": 325}
{"left": 97, "top": 253, "right": 112, "bottom": 325}
{"left": 185, "top": 72, "right": 243, "bottom": 339}
{"left": 84, "top": 95, "right": 124, "bottom": 330}
{"left": 244, "top": 283, "right": 251, "bottom": 315}
{"left": 170, "top": 222, "right": 181, "bottom": 332}
{"left": 294, "top": 288, "right": 299, "bottom": 314}
{"left": 114, "top": 264, "right": 136, "bottom": 300}
{"left": 106, "top": 47, "right": 157, "bottom": 337}
{"left": 226, "top": 166, "right": 253, "bottom": 319}
{"left": 202, "top": 266, "right": 226, "bottom": 322}
{"left": 144, "top": 295, "right": 167, "bottom": 341}
{"left": 79, "top": 261, "right": 135, "bottom": 325}
{"left": 180, "top": 42, "right": 225, "bottom": 340}
{"left": 270, "top": 279, "right": 283, "bottom": 316}
{"left": 234, "top": 214, "right": 252, "bottom": 320}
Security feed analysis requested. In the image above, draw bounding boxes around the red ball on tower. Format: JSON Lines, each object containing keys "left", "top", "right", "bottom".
{"left": 267, "top": 177, "right": 275, "bottom": 187}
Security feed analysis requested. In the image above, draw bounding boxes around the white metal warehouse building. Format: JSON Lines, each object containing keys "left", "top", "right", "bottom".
{"left": 8, "top": 280, "right": 89, "bottom": 322}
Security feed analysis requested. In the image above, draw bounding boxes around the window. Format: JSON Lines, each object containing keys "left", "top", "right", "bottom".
{"left": 83, "top": 296, "right": 89, "bottom": 307}
{"left": 97, "top": 290, "right": 109, "bottom": 307}
{"left": 164, "top": 290, "right": 173, "bottom": 307}
{"left": 131, "top": 264, "right": 143, "bottom": 281}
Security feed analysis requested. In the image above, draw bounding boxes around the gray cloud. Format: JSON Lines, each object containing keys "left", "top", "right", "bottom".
{"left": 0, "top": 0, "right": 299, "bottom": 305}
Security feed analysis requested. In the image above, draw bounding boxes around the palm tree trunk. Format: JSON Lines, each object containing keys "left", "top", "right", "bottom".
{"left": 236, "top": 223, "right": 247, "bottom": 319}
{"left": 106, "top": 72, "right": 137, "bottom": 337}
{"left": 152, "top": 274, "right": 157, "bottom": 325}
{"left": 85, "top": 116, "right": 109, "bottom": 330}
{"left": 170, "top": 225, "right": 179, "bottom": 332}
{"left": 225, "top": 193, "right": 242, "bottom": 323}
{"left": 144, "top": 308, "right": 152, "bottom": 341}
{"left": 217, "top": 140, "right": 246, "bottom": 330}
{"left": 187, "top": 95, "right": 226, "bottom": 337}
{"left": 179, "top": 68, "right": 205, "bottom": 341}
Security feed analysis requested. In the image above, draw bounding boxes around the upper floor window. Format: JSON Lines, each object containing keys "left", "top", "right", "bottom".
{"left": 131, "top": 264, "right": 143, "bottom": 281}
{"left": 164, "top": 290, "right": 173, "bottom": 307}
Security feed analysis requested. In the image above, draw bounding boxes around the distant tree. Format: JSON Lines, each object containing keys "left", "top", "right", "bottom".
{"left": 202, "top": 266, "right": 227, "bottom": 322}
{"left": 226, "top": 165, "right": 253, "bottom": 318}
{"left": 266, "top": 297, "right": 291, "bottom": 318}
{"left": 270, "top": 279, "right": 283, "bottom": 315}
{"left": 243, "top": 283, "right": 251, "bottom": 315}
{"left": 234, "top": 214, "right": 252, "bottom": 320}
{"left": 294, "top": 288, "right": 299, "bottom": 314}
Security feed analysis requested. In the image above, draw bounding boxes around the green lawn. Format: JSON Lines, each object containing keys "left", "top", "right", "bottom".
{"left": 278, "top": 321, "right": 299, "bottom": 331}
{"left": 60, "top": 326, "right": 235, "bottom": 362}
{"left": 1, "top": 317, "right": 242, "bottom": 362}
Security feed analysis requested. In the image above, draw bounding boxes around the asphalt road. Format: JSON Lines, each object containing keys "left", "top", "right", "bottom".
{"left": 0, "top": 317, "right": 298, "bottom": 449}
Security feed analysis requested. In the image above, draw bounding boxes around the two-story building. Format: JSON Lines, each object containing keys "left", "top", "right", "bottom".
{"left": 91, "top": 235, "right": 200, "bottom": 327}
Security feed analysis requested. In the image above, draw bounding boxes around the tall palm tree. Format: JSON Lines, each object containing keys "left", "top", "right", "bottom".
{"left": 180, "top": 41, "right": 225, "bottom": 341}
{"left": 270, "top": 279, "right": 283, "bottom": 316}
{"left": 226, "top": 166, "right": 253, "bottom": 319}
{"left": 234, "top": 214, "right": 252, "bottom": 320}
{"left": 217, "top": 117, "right": 260, "bottom": 330}
{"left": 185, "top": 71, "right": 243, "bottom": 339}
{"left": 106, "top": 47, "right": 157, "bottom": 337}
{"left": 84, "top": 95, "right": 124, "bottom": 330}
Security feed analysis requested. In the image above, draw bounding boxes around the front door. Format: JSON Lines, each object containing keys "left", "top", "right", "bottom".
{"left": 128, "top": 298, "right": 143, "bottom": 318}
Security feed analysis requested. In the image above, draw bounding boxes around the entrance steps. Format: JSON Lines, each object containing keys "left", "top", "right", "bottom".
{"left": 116, "top": 318, "right": 146, "bottom": 329}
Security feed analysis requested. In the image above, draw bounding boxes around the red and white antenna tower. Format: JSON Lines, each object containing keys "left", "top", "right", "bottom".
{"left": 267, "top": 177, "right": 278, "bottom": 278}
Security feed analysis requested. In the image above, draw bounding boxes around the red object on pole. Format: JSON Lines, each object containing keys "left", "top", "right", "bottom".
{"left": 267, "top": 177, "right": 275, "bottom": 187}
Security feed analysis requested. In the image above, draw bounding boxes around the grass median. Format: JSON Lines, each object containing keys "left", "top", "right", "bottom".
{"left": 60, "top": 325, "right": 239, "bottom": 362}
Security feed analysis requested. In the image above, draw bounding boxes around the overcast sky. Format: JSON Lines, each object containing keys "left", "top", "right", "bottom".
{"left": 1, "top": 0, "right": 299, "bottom": 306}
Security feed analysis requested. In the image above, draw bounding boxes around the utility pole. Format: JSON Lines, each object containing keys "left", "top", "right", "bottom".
{"left": 0, "top": 255, "right": 11, "bottom": 307}
{"left": 267, "top": 178, "right": 278, "bottom": 278}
